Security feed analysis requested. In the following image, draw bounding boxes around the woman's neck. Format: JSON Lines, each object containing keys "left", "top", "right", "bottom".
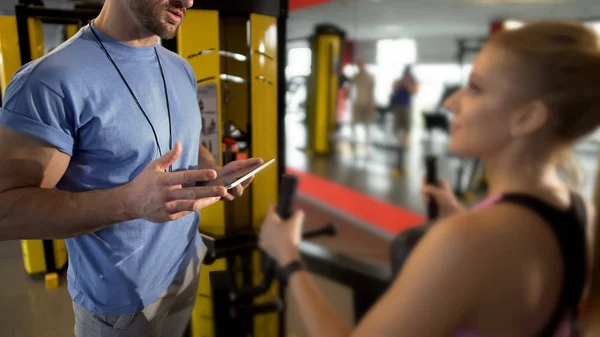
{"left": 484, "top": 149, "right": 565, "bottom": 198}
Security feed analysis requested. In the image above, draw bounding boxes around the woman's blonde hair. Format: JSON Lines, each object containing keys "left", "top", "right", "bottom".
{"left": 491, "top": 21, "right": 600, "bottom": 189}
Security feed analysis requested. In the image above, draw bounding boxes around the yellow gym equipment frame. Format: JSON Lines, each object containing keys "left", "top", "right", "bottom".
{"left": 168, "top": 2, "right": 287, "bottom": 336}
{"left": 306, "top": 24, "right": 345, "bottom": 155}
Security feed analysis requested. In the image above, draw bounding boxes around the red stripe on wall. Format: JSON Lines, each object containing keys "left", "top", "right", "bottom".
{"left": 290, "top": 0, "right": 334, "bottom": 11}
{"left": 286, "top": 168, "right": 427, "bottom": 234}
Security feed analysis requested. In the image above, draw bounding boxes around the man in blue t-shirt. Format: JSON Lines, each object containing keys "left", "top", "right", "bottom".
{"left": 0, "top": 0, "right": 262, "bottom": 336}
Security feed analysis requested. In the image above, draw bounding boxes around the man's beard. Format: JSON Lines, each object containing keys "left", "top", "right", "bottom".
{"left": 128, "top": 1, "right": 181, "bottom": 40}
{"left": 143, "top": 18, "right": 180, "bottom": 40}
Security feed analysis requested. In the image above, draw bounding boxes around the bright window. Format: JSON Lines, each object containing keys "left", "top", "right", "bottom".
{"left": 286, "top": 47, "right": 312, "bottom": 78}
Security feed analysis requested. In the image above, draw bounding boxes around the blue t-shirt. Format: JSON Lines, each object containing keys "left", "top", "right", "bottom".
{"left": 0, "top": 25, "right": 203, "bottom": 315}
{"left": 391, "top": 87, "right": 411, "bottom": 106}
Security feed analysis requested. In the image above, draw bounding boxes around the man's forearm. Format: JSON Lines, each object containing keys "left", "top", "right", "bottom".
{"left": 0, "top": 185, "right": 132, "bottom": 241}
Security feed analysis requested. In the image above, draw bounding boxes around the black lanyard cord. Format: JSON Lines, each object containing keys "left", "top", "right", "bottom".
{"left": 89, "top": 20, "right": 173, "bottom": 171}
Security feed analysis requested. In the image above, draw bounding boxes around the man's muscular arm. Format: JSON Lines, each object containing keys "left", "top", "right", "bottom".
{"left": 0, "top": 127, "right": 226, "bottom": 241}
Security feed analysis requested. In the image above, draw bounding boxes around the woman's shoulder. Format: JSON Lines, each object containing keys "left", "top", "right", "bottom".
{"left": 426, "top": 205, "right": 563, "bottom": 292}
{"left": 429, "top": 204, "right": 562, "bottom": 265}
{"left": 470, "top": 191, "right": 594, "bottom": 238}
{"left": 438, "top": 203, "right": 545, "bottom": 235}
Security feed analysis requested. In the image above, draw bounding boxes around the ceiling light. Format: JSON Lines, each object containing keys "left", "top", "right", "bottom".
{"left": 587, "top": 21, "right": 600, "bottom": 34}
{"left": 187, "top": 48, "right": 215, "bottom": 59}
{"left": 504, "top": 20, "right": 524, "bottom": 30}
{"left": 376, "top": 38, "right": 417, "bottom": 65}
{"left": 382, "top": 24, "right": 403, "bottom": 31}
{"left": 219, "top": 51, "right": 247, "bottom": 62}
{"left": 220, "top": 74, "right": 246, "bottom": 84}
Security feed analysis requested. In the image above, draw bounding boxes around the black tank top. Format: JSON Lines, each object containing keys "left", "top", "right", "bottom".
{"left": 498, "top": 192, "right": 587, "bottom": 336}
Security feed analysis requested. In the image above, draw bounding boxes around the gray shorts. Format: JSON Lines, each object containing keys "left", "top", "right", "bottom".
{"left": 393, "top": 105, "right": 411, "bottom": 131}
{"left": 353, "top": 104, "right": 373, "bottom": 124}
{"left": 73, "top": 244, "right": 207, "bottom": 337}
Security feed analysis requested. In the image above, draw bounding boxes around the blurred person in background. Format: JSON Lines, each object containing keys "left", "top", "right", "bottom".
{"left": 390, "top": 65, "right": 419, "bottom": 147}
{"left": 350, "top": 59, "right": 376, "bottom": 153}
{"left": 259, "top": 21, "right": 600, "bottom": 337}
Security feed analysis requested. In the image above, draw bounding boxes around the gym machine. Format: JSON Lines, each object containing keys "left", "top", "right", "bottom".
{"left": 201, "top": 174, "right": 337, "bottom": 337}
{"left": 199, "top": 173, "right": 393, "bottom": 336}
{"left": 162, "top": 2, "right": 290, "bottom": 336}
{"left": 305, "top": 24, "right": 346, "bottom": 156}
{"left": 390, "top": 155, "right": 439, "bottom": 277}
{"left": 172, "top": 5, "right": 388, "bottom": 336}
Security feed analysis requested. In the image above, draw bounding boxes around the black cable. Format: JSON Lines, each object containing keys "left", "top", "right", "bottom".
{"left": 89, "top": 20, "right": 173, "bottom": 171}
{"left": 156, "top": 52, "right": 174, "bottom": 157}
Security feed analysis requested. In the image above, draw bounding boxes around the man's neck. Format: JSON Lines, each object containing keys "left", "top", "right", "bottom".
{"left": 93, "top": 1, "right": 158, "bottom": 47}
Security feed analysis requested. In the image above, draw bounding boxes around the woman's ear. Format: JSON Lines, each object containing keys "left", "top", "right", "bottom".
{"left": 510, "top": 100, "right": 550, "bottom": 137}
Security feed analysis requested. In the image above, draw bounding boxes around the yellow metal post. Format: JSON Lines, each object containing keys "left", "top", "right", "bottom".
{"left": 177, "top": 9, "right": 225, "bottom": 337}
{"left": 220, "top": 16, "right": 252, "bottom": 231}
{"left": 307, "top": 25, "right": 344, "bottom": 155}
{"left": 178, "top": 9, "right": 225, "bottom": 236}
{"left": 0, "top": 16, "right": 20, "bottom": 98}
{"left": 52, "top": 240, "right": 68, "bottom": 270}
{"left": 177, "top": 3, "right": 285, "bottom": 336}
{"left": 65, "top": 24, "right": 79, "bottom": 39}
{"left": 27, "top": 18, "right": 44, "bottom": 60}
{"left": 250, "top": 13, "right": 279, "bottom": 337}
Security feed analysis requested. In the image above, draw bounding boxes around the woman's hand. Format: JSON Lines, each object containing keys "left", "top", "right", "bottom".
{"left": 421, "top": 176, "right": 465, "bottom": 218}
{"left": 259, "top": 205, "right": 305, "bottom": 266}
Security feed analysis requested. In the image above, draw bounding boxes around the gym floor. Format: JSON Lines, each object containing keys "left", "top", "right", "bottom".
{"left": 1, "top": 110, "right": 599, "bottom": 337}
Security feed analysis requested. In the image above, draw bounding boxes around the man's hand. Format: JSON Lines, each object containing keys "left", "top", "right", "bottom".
{"left": 217, "top": 157, "right": 264, "bottom": 201}
{"left": 122, "top": 142, "right": 228, "bottom": 223}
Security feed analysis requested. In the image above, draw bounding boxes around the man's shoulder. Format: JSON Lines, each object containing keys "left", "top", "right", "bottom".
{"left": 156, "top": 45, "right": 196, "bottom": 86}
{"left": 156, "top": 44, "right": 183, "bottom": 59}
{"left": 12, "top": 33, "right": 99, "bottom": 90}
{"left": 156, "top": 45, "right": 191, "bottom": 69}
